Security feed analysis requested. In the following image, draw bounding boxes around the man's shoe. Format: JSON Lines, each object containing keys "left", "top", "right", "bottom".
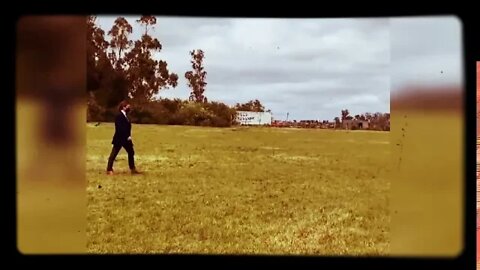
{"left": 131, "top": 169, "right": 142, "bottom": 175}
{"left": 107, "top": 170, "right": 114, "bottom": 176}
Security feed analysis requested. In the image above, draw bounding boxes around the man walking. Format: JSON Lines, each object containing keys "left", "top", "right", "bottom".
{"left": 106, "top": 100, "right": 141, "bottom": 175}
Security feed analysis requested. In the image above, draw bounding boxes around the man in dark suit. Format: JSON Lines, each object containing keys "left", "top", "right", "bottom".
{"left": 106, "top": 100, "right": 141, "bottom": 175}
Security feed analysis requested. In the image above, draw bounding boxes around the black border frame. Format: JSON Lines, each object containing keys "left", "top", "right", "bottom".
{"left": 10, "top": 4, "right": 478, "bottom": 269}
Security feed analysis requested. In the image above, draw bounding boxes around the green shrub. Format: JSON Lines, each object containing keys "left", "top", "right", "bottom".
{"left": 86, "top": 97, "right": 238, "bottom": 127}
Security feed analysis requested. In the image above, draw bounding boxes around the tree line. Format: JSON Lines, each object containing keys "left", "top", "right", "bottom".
{"left": 334, "top": 109, "right": 390, "bottom": 131}
{"left": 87, "top": 15, "right": 267, "bottom": 127}
{"left": 274, "top": 109, "right": 389, "bottom": 131}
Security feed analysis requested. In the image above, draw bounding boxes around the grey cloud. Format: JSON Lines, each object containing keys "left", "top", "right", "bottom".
{"left": 390, "top": 16, "right": 463, "bottom": 91}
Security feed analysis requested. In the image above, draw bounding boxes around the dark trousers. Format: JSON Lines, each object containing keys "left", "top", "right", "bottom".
{"left": 107, "top": 141, "right": 135, "bottom": 171}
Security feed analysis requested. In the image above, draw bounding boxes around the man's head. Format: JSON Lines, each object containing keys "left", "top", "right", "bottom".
{"left": 118, "top": 100, "right": 131, "bottom": 113}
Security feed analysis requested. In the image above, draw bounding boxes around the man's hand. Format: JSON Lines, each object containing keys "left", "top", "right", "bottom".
{"left": 128, "top": 136, "right": 132, "bottom": 141}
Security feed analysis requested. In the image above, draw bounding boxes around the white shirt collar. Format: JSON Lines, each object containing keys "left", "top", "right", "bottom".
{"left": 121, "top": 110, "right": 127, "bottom": 118}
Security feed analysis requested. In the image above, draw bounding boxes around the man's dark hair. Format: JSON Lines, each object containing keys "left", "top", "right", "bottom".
{"left": 118, "top": 100, "right": 130, "bottom": 112}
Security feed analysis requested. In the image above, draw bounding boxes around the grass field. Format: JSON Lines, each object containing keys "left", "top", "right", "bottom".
{"left": 87, "top": 124, "right": 390, "bottom": 255}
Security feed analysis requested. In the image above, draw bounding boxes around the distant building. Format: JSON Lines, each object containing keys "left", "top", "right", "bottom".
{"left": 342, "top": 119, "right": 370, "bottom": 130}
{"left": 236, "top": 111, "right": 272, "bottom": 125}
{"left": 342, "top": 119, "right": 354, "bottom": 129}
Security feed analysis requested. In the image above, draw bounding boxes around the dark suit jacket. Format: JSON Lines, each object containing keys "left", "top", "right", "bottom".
{"left": 111, "top": 112, "right": 131, "bottom": 146}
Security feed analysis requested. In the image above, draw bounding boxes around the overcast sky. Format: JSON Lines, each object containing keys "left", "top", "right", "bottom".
{"left": 96, "top": 16, "right": 462, "bottom": 120}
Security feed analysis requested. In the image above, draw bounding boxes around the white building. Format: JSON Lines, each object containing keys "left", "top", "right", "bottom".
{"left": 236, "top": 111, "right": 272, "bottom": 125}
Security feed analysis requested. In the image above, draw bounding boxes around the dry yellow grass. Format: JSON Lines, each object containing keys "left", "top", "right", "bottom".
{"left": 87, "top": 124, "right": 390, "bottom": 255}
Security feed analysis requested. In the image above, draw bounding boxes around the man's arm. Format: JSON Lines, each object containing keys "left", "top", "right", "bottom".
{"left": 127, "top": 118, "right": 132, "bottom": 141}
